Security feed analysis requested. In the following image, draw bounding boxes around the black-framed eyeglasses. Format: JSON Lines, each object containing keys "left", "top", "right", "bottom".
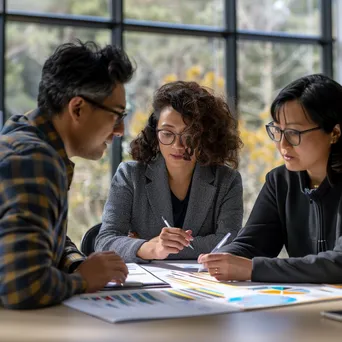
{"left": 156, "top": 129, "right": 191, "bottom": 146}
{"left": 79, "top": 95, "right": 127, "bottom": 126}
{"left": 265, "top": 122, "right": 321, "bottom": 146}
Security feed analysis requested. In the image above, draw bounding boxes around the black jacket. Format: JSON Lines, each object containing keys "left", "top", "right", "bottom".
{"left": 221, "top": 165, "right": 342, "bottom": 283}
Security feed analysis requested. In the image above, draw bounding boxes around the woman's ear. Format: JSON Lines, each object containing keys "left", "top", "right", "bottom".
{"left": 331, "top": 124, "right": 341, "bottom": 144}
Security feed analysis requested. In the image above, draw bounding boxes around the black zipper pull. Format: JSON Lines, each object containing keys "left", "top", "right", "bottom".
{"left": 318, "top": 239, "right": 327, "bottom": 252}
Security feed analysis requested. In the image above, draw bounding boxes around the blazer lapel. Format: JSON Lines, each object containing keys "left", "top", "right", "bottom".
{"left": 183, "top": 164, "right": 216, "bottom": 236}
{"left": 145, "top": 155, "right": 174, "bottom": 227}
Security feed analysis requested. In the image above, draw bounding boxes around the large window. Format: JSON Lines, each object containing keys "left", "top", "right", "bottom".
{"left": 0, "top": 0, "right": 334, "bottom": 246}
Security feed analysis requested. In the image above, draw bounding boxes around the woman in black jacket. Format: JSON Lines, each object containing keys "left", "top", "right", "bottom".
{"left": 199, "top": 74, "right": 342, "bottom": 284}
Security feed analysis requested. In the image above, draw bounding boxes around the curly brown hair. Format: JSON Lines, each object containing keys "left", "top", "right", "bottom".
{"left": 130, "top": 81, "right": 243, "bottom": 168}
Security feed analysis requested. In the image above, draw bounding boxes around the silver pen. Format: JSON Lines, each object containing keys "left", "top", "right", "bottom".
{"left": 198, "top": 232, "right": 232, "bottom": 272}
{"left": 161, "top": 216, "right": 194, "bottom": 250}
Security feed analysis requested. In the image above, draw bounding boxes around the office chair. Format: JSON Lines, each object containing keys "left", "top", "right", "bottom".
{"left": 80, "top": 223, "right": 101, "bottom": 256}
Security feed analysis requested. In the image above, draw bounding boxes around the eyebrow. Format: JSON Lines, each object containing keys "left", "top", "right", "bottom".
{"left": 274, "top": 122, "right": 304, "bottom": 126}
{"left": 285, "top": 122, "right": 304, "bottom": 126}
{"left": 160, "top": 124, "right": 176, "bottom": 128}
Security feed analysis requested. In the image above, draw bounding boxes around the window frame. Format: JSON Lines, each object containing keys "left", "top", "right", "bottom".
{"left": 0, "top": 0, "right": 334, "bottom": 175}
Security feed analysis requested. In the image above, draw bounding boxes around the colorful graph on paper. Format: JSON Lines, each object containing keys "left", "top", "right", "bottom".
{"left": 160, "top": 270, "right": 236, "bottom": 290}
{"left": 228, "top": 294, "right": 297, "bottom": 308}
{"left": 63, "top": 288, "right": 237, "bottom": 323}
{"left": 63, "top": 264, "right": 342, "bottom": 323}
{"left": 251, "top": 286, "right": 310, "bottom": 295}
{"left": 63, "top": 283, "right": 342, "bottom": 323}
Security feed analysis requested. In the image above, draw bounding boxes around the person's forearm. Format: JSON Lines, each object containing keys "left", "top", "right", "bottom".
{"left": 252, "top": 251, "right": 342, "bottom": 283}
{"left": 96, "top": 234, "right": 148, "bottom": 262}
{"left": 136, "top": 241, "right": 156, "bottom": 260}
{"left": 0, "top": 267, "right": 86, "bottom": 309}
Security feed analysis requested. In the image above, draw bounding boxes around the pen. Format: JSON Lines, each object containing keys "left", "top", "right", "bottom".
{"left": 161, "top": 216, "right": 194, "bottom": 250}
{"left": 211, "top": 232, "right": 231, "bottom": 253}
{"left": 198, "top": 231, "right": 232, "bottom": 272}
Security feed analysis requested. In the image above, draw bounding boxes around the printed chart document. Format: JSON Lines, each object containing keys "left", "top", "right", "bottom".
{"left": 151, "top": 269, "right": 342, "bottom": 309}
{"left": 63, "top": 262, "right": 342, "bottom": 323}
{"left": 63, "top": 288, "right": 237, "bottom": 323}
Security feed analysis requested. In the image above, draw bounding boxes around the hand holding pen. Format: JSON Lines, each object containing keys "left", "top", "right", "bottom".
{"left": 197, "top": 231, "right": 232, "bottom": 272}
{"left": 162, "top": 216, "right": 194, "bottom": 249}
{"left": 136, "top": 217, "right": 194, "bottom": 260}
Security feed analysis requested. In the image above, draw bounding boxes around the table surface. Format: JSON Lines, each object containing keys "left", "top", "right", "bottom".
{"left": 1, "top": 299, "right": 342, "bottom": 342}
{"left": 1, "top": 261, "right": 342, "bottom": 342}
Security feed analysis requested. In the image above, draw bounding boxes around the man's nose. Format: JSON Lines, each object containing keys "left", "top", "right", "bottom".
{"left": 113, "top": 121, "right": 124, "bottom": 137}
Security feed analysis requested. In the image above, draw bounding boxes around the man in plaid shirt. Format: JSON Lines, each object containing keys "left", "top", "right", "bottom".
{"left": 0, "top": 41, "right": 133, "bottom": 309}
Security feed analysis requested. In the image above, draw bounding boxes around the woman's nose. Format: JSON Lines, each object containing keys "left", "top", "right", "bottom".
{"left": 172, "top": 135, "right": 184, "bottom": 148}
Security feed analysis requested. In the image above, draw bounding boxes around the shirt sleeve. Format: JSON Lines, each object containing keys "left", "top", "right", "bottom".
{"left": 252, "top": 242, "right": 342, "bottom": 283}
{"left": 0, "top": 144, "right": 87, "bottom": 309}
{"left": 95, "top": 163, "right": 148, "bottom": 263}
{"left": 219, "top": 171, "right": 285, "bottom": 259}
{"left": 58, "top": 236, "right": 86, "bottom": 273}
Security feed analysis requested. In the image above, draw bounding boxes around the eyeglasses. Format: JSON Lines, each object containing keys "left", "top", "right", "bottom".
{"left": 265, "top": 122, "right": 321, "bottom": 146}
{"left": 156, "top": 129, "right": 191, "bottom": 146}
{"left": 79, "top": 95, "right": 127, "bottom": 126}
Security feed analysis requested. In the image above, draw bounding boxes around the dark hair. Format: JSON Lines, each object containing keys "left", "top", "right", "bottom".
{"left": 270, "top": 74, "right": 342, "bottom": 173}
{"left": 130, "top": 81, "right": 243, "bottom": 168}
{"left": 37, "top": 40, "right": 135, "bottom": 116}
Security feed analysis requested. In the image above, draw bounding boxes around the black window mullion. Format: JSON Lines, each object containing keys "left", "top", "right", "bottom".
{"left": 224, "top": 0, "right": 238, "bottom": 113}
{"left": 110, "top": 0, "right": 123, "bottom": 176}
{"left": 321, "top": 0, "right": 333, "bottom": 77}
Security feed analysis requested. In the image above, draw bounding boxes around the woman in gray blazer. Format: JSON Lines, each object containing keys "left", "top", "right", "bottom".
{"left": 95, "top": 81, "right": 244, "bottom": 262}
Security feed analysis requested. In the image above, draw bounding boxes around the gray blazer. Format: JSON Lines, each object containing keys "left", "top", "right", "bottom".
{"left": 95, "top": 155, "right": 243, "bottom": 263}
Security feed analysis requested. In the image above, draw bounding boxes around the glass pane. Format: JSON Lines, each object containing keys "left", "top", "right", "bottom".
{"left": 332, "top": 0, "right": 337, "bottom": 38}
{"left": 333, "top": 42, "right": 338, "bottom": 82}
{"left": 5, "top": 22, "right": 111, "bottom": 246}
{"left": 124, "top": 32, "right": 225, "bottom": 159}
{"left": 238, "top": 0, "right": 321, "bottom": 35}
{"left": 238, "top": 41, "right": 321, "bottom": 219}
{"left": 124, "top": 0, "right": 224, "bottom": 26}
{"left": 7, "top": 0, "right": 110, "bottom": 17}
{"left": 0, "top": 0, "right": 3, "bottom": 13}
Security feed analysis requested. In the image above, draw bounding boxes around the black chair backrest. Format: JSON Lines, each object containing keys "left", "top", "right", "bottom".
{"left": 80, "top": 223, "right": 101, "bottom": 256}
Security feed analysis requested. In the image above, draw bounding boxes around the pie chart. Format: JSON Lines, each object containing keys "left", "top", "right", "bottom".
{"left": 253, "top": 286, "right": 310, "bottom": 295}
{"left": 228, "top": 294, "right": 297, "bottom": 308}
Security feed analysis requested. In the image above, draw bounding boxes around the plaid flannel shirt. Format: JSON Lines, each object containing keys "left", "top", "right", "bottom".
{"left": 0, "top": 109, "right": 87, "bottom": 309}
